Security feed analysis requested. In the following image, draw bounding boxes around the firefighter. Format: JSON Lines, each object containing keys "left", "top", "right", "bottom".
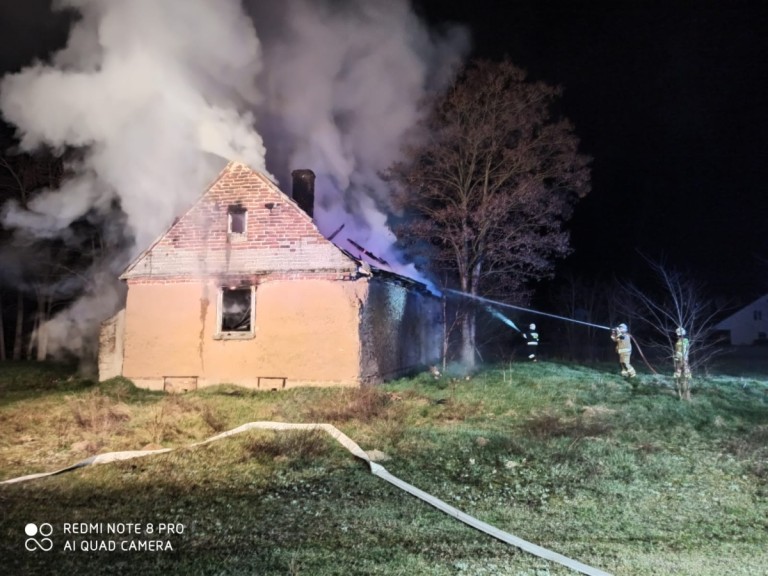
{"left": 674, "top": 326, "right": 692, "bottom": 381}
{"left": 611, "top": 323, "right": 636, "bottom": 377}
{"left": 524, "top": 323, "right": 539, "bottom": 361}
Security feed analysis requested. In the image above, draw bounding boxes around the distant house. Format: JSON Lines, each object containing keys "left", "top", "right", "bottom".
{"left": 98, "top": 162, "right": 443, "bottom": 391}
{"left": 714, "top": 294, "right": 768, "bottom": 345}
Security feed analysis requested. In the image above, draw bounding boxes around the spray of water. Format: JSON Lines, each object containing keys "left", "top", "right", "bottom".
{"left": 446, "top": 289, "right": 612, "bottom": 331}
{"left": 484, "top": 306, "right": 522, "bottom": 333}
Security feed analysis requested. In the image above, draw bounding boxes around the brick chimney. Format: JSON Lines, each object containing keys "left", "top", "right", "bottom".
{"left": 291, "top": 169, "right": 315, "bottom": 218}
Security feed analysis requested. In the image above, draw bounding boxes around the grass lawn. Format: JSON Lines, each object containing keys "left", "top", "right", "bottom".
{"left": 0, "top": 360, "right": 766, "bottom": 575}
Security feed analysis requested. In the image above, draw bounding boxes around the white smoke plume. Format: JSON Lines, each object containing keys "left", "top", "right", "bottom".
{"left": 0, "top": 0, "right": 468, "bottom": 362}
{"left": 2, "top": 0, "right": 268, "bottom": 249}
{"left": 250, "top": 0, "right": 468, "bottom": 269}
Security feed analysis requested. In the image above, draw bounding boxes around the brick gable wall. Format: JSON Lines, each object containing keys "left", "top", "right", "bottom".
{"left": 121, "top": 162, "right": 358, "bottom": 281}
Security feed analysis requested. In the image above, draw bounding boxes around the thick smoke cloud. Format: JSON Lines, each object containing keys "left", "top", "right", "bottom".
{"left": 251, "top": 0, "right": 467, "bottom": 264}
{"left": 0, "top": 0, "right": 468, "bottom": 363}
{"left": 2, "top": 0, "right": 268, "bottom": 249}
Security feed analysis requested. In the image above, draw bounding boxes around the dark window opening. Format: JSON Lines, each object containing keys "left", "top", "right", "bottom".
{"left": 221, "top": 288, "right": 252, "bottom": 332}
{"left": 228, "top": 207, "right": 247, "bottom": 234}
{"left": 755, "top": 310, "right": 763, "bottom": 321}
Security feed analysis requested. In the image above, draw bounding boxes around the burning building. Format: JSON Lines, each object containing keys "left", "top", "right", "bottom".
{"left": 98, "top": 161, "right": 443, "bottom": 391}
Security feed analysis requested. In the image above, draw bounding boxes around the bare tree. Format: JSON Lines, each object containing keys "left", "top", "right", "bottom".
{"left": 12, "top": 291, "right": 24, "bottom": 360}
{"left": 0, "top": 151, "right": 61, "bottom": 207}
{"left": 0, "top": 149, "right": 67, "bottom": 361}
{"left": 623, "top": 257, "right": 725, "bottom": 399}
{"left": 0, "top": 291, "right": 5, "bottom": 360}
{"left": 388, "top": 59, "right": 591, "bottom": 368}
{"left": 0, "top": 153, "right": 29, "bottom": 360}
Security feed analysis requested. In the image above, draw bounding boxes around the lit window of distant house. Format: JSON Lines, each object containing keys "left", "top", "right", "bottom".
{"left": 217, "top": 287, "right": 255, "bottom": 339}
{"left": 754, "top": 310, "right": 763, "bottom": 321}
{"left": 228, "top": 206, "right": 247, "bottom": 236}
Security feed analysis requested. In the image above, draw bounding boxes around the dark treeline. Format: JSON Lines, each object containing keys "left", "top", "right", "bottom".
{"left": 0, "top": 129, "right": 128, "bottom": 362}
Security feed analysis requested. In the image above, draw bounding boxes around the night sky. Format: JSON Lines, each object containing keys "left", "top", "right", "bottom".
{"left": 2, "top": 0, "right": 767, "bottom": 301}
{"left": 415, "top": 0, "right": 768, "bottom": 300}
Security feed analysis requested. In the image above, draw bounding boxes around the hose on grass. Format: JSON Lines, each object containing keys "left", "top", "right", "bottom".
{"left": 1, "top": 421, "right": 613, "bottom": 576}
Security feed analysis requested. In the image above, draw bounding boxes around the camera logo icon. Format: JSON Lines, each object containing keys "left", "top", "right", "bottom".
{"left": 24, "top": 523, "right": 53, "bottom": 552}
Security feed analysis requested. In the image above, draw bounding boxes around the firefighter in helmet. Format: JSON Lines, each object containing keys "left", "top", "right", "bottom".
{"left": 674, "top": 326, "right": 691, "bottom": 380}
{"left": 524, "top": 323, "right": 539, "bottom": 361}
{"left": 611, "top": 323, "right": 636, "bottom": 377}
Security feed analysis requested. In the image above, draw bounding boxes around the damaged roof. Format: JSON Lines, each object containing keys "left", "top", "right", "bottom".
{"left": 119, "top": 160, "right": 438, "bottom": 297}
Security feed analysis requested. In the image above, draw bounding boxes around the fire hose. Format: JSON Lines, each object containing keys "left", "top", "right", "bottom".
{"left": 470, "top": 290, "right": 660, "bottom": 378}
{"left": 1, "top": 421, "right": 613, "bottom": 576}
{"left": 630, "top": 334, "right": 660, "bottom": 375}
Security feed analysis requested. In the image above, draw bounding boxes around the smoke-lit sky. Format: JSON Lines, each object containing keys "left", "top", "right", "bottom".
{"left": 0, "top": 0, "right": 767, "bottom": 359}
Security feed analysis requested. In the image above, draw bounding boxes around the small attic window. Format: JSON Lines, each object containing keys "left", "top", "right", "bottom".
{"left": 228, "top": 205, "right": 247, "bottom": 235}
{"left": 216, "top": 287, "right": 256, "bottom": 339}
